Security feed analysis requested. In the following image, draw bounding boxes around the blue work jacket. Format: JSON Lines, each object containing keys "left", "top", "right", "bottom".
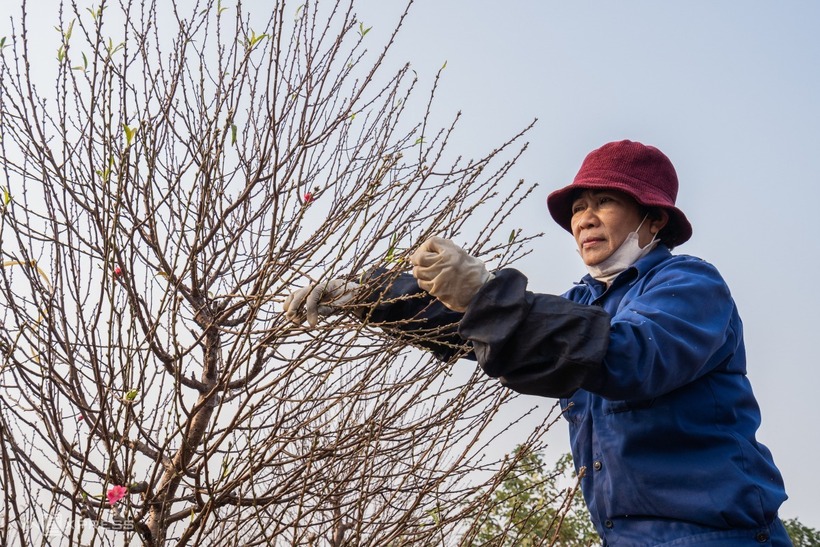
{"left": 555, "top": 247, "right": 789, "bottom": 545}
{"left": 364, "top": 246, "right": 789, "bottom": 545}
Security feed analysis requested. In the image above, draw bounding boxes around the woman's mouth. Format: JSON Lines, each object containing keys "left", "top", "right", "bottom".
{"left": 582, "top": 237, "right": 604, "bottom": 248}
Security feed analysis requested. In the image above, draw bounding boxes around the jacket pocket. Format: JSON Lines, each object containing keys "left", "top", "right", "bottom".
{"left": 560, "top": 397, "right": 587, "bottom": 424}
{"left": 602, "top": 397, "right": 656, "bottom": 415}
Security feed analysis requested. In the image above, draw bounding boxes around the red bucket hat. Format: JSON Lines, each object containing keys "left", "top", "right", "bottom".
{"left": 547, "top": 140, "right": 693, "bottom": 247}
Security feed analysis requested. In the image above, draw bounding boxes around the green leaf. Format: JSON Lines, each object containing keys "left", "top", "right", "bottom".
{"left": 65, "top": 19, "right": 75, "bottom": 40}
{"left": 2, "top": 186, "right": 11, "bottom": 206}
{"left": 217, "top": 0, "right": 228, "bottom": 15}
{"left": 57, "top": 45, "right": 65, "bottom": 62}
{"left": 87, "top": 6, "right": 103, "bottom": 22}
{"left": 231, "top": 123, "right": 237, "bottom": 145}
{"left": 124, "top": 388, "right": 139, "bottom": 401}
{"left": 246, "top": 30, "right": 268, "bottom": 49}
{"left": 358, "top": 22, "right": 372, "bottom": 37}
{"left": 414, "top": 136, "right": 425, "bottom": 145}
{"left": 0, "top": 37, "right": 6, "bottom": 50}
{"left": 508, "top": 229, "right": 516, "bottom": 244}
{"left": 427, "top": 503, "right": 443, "bottom": 526}
{"left": 71, "top": 57, "right": 85, "bottom": 71}
{"left": 96, "top": 163, "right": 112, "bottom": 183}
{"left": 106, "top": 38, "right": 124, "bottom": 57}
{"left": 295, "top": 4, "right": 304, "bottom": 17}
{"left": 385, "top": 233, "right": 404, "bottom": 264}
{"left": 123, "top": 123, "right": 136, "bottom": 147}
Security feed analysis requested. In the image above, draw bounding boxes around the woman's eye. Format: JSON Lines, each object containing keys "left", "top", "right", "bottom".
{"left": 572, "top": 205, "right": 585, "bottom": 214}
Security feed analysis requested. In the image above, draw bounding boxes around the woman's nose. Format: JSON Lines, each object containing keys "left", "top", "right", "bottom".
{"left": 573, "top": 208, "right": 598, "bottom": 230}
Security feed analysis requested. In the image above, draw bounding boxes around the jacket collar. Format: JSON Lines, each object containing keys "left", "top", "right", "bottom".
{"left": 578, "top": 245, "right": 672, "bottom": 298}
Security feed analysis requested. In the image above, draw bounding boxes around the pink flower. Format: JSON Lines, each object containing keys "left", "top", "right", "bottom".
{"left": 107, "top": 485, "right": 128, "bottom": 505}
{"left": 113, "top": 266, "right": 123, "bottom": 277}
{"left": 303, "top": 192, "right": 314, "bottom": 204}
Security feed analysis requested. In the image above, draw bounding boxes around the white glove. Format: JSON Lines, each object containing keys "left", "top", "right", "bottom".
{"left": 409, "top": 237, "right": 492, "bottom": 312}
{"left": 284, "top": 279, "right": 361, "bottom": 327}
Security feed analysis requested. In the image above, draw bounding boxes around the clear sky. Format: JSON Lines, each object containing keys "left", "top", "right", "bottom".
{"left": 5, "top": 0, "right": 818, "bottom": 531}
{"left": 352, "top": 0, "right": 820, "bottom": 528}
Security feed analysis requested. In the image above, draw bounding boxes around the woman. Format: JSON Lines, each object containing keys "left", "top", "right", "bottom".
{"left": 285, "top": 140, "right": 790, "bottom": 545}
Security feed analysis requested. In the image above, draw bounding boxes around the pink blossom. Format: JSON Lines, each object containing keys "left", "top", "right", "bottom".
{"left": 303, "top": 192, "right": 314, "bottom": 204}
{"left": 113, "top": 266, "right": 123, "bottom": 277}
{"left": 107, "top": 485, "right": 128, "bottom": 506}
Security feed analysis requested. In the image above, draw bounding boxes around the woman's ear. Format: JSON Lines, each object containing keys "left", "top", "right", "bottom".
{"left": 650, "top": 209, "right": 669, "bottom": 235}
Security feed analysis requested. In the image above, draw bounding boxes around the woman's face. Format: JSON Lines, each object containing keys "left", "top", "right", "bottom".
{"left": 570, "top": 190, "right": 664, "bottom": 266}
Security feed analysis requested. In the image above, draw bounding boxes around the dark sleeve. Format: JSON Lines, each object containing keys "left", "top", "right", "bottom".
{"left": 361, "top": 268, "right": 470, "bottom": 362}
{"left": 458, "top": 268, "right": 611, "bottom": 398}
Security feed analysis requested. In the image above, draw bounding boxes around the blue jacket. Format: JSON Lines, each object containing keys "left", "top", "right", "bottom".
{"left": 364, "top": 246, "right": 789, "bottom": 545}
{"left": 557, "top": 247, "right": 788, "bottom": 545}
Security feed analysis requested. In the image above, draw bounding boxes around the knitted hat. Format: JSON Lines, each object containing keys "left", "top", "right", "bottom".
{"left": 547, "top": 140, "right": 692, "bottom": 247}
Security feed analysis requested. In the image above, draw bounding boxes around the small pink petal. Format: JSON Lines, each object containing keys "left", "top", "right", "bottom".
{"left": 106, "top": 485, "right": 128, "bottom": 505}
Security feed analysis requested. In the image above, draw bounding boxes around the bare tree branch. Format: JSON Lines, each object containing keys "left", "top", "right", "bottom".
{"left": 0, "top": 0, "right": 554, "bottom": 545}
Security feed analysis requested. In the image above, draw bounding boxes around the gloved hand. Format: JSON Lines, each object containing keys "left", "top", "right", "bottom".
{"left": 284, "top": 279, "right": 361, "bottom": 327}
{"left": 410, "top": 237, "right": 492, "bottom": 312}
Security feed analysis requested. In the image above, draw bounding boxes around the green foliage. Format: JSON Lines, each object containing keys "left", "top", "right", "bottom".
{"left": 471, "top": 451, "right": 819, "bottom": 547}
{"left": 105, "top": 37, "right": 125, "bottom": 58}
{"left": 202, "top": 0, "right": 228, "bottom": 16}
{"left": 384, "top": 232, "right": 401, "bottom": 264}
{"left": 783, "top": 517, "right": 820, "bottom": 547}
{"left": 86, "top": 5, "right": 103, "bottom": 21}
{"left": 471, "top": 448, "right": 599, "bottom": 546}
{"left": 245, "top": 29, "right": 268, "bottom": 50}
{"left": 72, "top": 52, "right": 88, "bottom": 72}
{"left": 62, "top": 19, "right": 75, "bottom": 40}
{"left": 123, "top": 123, "right": 137, "bottom": 147}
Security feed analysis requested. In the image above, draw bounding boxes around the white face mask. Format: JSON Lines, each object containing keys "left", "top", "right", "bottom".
{"left": 585, "top": 215, "right": 659, "bottom": 285}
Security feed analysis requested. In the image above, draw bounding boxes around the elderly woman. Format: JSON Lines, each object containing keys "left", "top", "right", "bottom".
{"left": 285, "top": 140, "right": 790, "bottom": 546}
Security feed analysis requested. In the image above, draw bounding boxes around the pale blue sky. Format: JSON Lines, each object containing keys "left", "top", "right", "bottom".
{"left": 353, "top": 0, "right": 820, "bottom": 528}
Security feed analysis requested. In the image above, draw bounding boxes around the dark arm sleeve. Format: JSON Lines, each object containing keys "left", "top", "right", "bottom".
{"left": 458, "top": 268, "right": 611, "bottom": 398}
{"left": 361, "top": 269, "right": 470, "bottom": 361}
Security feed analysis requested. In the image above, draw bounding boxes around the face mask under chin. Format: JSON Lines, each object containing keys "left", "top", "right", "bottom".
{"left": 584, "top": 216, "right": 659, "bottom": 285}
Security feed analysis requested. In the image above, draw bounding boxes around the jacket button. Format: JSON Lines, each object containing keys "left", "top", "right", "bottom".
{"left": 593, "top": 460, "right": 602, "bottom": 471}
{"left": 604, "top": 520, "right": 613, "bottom": 529}
{"left": 756, "top": 532, "right": 769, "bottom": 543}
